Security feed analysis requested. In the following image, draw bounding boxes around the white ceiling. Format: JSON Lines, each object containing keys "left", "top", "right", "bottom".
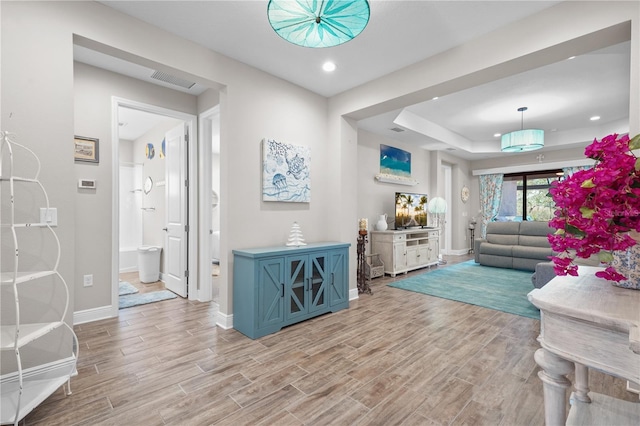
{"left": 87, "top": 1, "right": 631, "bottom": 160}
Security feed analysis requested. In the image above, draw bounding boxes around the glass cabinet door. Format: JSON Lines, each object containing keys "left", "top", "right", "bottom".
{"left": 286, "top": 255, "right": 308, "bottom": 320}
{"left": 308, "top": 253, "right": 328, "bottom": 313}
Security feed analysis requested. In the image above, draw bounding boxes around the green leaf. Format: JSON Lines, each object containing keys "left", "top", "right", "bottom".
{"left": 635, "top": 158, "right": 640, "bottom": 172}
{"left": 629, "top": 133, "right": 640, "bottom": 151}
{"left": 580, "top": 206, "right": 595, "bottom": 219}
{"left": 580, "top": 178, "right": 595, "bottom": 188}
{"left": 598, "top": 251, "right": 614, "bottom": 263}
{"left": 565, "top": 224, "right": 586, "bottom": 237}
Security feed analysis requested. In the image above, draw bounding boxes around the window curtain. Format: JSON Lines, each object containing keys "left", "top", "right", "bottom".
{"left": 479, "top": 173, "right": 504, "bottom": 237}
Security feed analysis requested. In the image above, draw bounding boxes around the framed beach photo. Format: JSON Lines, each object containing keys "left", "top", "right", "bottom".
{"left": 74, "top": 136, "right": 99, "bottom": 163}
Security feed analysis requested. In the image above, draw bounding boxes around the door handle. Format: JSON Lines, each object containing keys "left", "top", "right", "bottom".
{"left": 281, "top": 283, "right": 284, "bottom": 298}
{"left": 162, "top": 227, "right": 168, "bottom": 232}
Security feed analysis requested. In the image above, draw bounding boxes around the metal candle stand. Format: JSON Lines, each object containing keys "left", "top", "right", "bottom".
{"left": 357, "top": 230, "right": 373, "bottom": 295}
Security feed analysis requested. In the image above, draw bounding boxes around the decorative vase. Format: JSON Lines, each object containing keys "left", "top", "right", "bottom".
{"left": 375, "top": 214, "right": 388, "bottom": 231}
{"left": 610, "top": 231, "right": 640, "bottom": 290}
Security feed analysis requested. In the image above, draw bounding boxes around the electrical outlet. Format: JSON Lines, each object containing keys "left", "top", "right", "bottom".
{"left": 83, "top": 274, "right": 93, "bottom": 287}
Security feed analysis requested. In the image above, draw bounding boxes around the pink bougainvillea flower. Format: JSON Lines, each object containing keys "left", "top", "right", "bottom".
{"left": 548, "top": 133, "right": 640, "bottom": 282}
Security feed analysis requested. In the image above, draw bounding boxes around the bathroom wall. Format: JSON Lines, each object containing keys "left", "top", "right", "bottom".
{"left": 132, "top": 118, "right": 183, "bottom": 274}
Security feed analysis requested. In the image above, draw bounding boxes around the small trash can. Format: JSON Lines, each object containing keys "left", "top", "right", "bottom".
{"left": 138, "top": 246, "right": 162, "bottom": 283}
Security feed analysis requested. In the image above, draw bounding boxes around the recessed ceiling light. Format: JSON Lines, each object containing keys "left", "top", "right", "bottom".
{"left": 590, "top": 116, "right": 601, "bottom": 121}
{"left": 493, "top": 133, "right": 501, "bottom": 137}
{"left": 322, "top": 61, "right": 336, "bottom": 72}
{"left": 432, "top": 96, "right": 439, "bottom": 100}
{"left": 567, "top": 56, "right": 576, "bottom": 60}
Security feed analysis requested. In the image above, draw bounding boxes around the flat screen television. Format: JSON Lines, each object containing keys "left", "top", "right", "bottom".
{"left": 395, "top": 192, "right": 428, "bottom": 228}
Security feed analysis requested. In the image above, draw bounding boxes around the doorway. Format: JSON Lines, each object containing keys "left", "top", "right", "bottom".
{"left": 442, "top": 163, "right": 452, "bottom": 255}
{"left": 199, "top": 106, "right": 221, "bottom": 304}
{"left": 111, "top": 98, "right": 198, "bottom": 317}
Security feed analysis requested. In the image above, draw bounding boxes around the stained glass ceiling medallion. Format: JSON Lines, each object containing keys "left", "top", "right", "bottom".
{"left": 267, "top": 0, "right": 370, "bottom": 48}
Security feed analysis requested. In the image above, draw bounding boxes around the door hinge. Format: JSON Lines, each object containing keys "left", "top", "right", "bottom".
{"left": 185, "top": 179, "right": 189, "bottom": 187}
{"left": 185, "top": 225, "right": 189, "bottom": 232}
{"left": 185, "top": 133, "right": 189, "bottom": 143}
{"left": 185, "top": 270, "right": 189, "bottom": 278}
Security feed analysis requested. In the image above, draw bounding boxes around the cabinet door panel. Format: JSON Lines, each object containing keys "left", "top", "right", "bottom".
{"left": 394, "top": 243, "right": 406, "bottom": 269}
{"left": 258, "top": 259, "right": 285, "bottom": 329}
{"left": 286, "top": 255, "right": 308, "bottom": 320}
{"left": 309, "top": 253, "right": 328, "bottom": 313}
{"left": 328, "top": 250, "right": 348, "bottom": 308}
{"left": 406, "top": 246, "right": 418, "bottom": 267}
{"left": 428, "top": 238, "right": 439, "bottom": 263}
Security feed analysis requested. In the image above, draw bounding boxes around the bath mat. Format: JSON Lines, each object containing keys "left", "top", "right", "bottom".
{"left": 388, "top": 260, "right": 539, "bottom": 320}
{"left": 118, "top": 281, "right": 139, "bottom": 296}
{"left": 119, "top": 290, "right": 177, "bottom": 309}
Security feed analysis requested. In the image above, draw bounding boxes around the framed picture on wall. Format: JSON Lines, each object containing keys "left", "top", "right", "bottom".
{"left": 74, "top": 136, "right": 99, "bottom": 163}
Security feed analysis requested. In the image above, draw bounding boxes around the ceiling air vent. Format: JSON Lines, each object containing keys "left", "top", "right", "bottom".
{"left": 150, "top": 70, "right": 196, "bottom": 89}
{"left": 389, "top": 127, "right": 405, "bottom": 133}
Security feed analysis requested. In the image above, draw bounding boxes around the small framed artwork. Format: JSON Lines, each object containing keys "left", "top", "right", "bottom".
{"left": 74, "top": 136, "right": 99, "bottom": 163}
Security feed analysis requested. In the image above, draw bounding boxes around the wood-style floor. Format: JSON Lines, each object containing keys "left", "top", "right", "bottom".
{"left": 25, "top": 255, "right": 636, "bottom": 425}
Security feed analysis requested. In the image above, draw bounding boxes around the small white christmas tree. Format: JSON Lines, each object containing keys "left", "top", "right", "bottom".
{"left": 286, "top": 222, "right": 307, "bottom": 247}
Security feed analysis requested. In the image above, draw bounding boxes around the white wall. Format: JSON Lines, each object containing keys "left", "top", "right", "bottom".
{"left": 357, "top": 129, "right": 477, "bottom": 255}
{"left": 132, "top": 118, "right": 183, "bottom": 262}
{"left": 356, "top": 129, "right": 431, "bottom": 236}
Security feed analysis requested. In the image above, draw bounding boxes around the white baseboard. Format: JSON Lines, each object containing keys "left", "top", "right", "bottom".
{"left": 449, "top": 249, "right": 472, "bottom": 256}
{"left": 216, "top": 311, "right": 233, "bottom": 329}
{"left": 119, "top": 267, "right": 138, "bottom": 273}
{"left": 74, "top": 305, "right": 114, "bottom": 325}
{"left": 349, "top": 288, "right": 359, "bottom": 301}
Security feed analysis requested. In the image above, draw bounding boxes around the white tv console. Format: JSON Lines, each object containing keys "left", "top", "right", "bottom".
{"left": 370, "top": 228, "right": 439, "bottom": 277}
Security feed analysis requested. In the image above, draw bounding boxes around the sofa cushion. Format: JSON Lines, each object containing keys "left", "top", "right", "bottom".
{"left": 512, "top": 245, "right": 552, "bottom": 261}
{"left": 480, "top": 242, "right": 514, "bottom": 257}
{"left": 518, "top": 221, "right": 553, "bottom": 247}
{"left": 519, "top": 234, "right": 551, "bottom": 248}
{"left": 486, "top": 222, "right": 520, "bottom": 245}
{"left": 519, "top": 220, "right": 553, "bottom": 237}
{"left": 479, "top": 254, "right": 514, "bottom": 269}
{"left": 513, "top": 257, "right": 543, "bottom": 272}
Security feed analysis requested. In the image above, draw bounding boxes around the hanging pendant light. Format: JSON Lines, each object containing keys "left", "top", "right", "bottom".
{"left": 501, "top": 107, "right": 544, "bottom": 152}
{"left": 267, "top": 0, "right": 370, "bottom": 48}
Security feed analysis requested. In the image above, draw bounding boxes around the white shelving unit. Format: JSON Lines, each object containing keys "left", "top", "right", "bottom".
{"left": 371, "top": 228, "right": 439, "bottom": 277}
{"left": 0, "top": 131, "right": 78, "bottom": 425}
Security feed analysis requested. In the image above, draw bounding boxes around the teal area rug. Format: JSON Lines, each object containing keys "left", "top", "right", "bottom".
{"left": 388, "top": 260, "right": 539, "bottom": 319}
{"left": 118, "top": 281, "right": 139, "bottom": 296}
{"left": 119, "top": 290, "right": 177, "bottom": 309}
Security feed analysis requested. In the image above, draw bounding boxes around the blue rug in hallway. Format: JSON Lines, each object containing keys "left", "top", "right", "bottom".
{"left": 388, "top": 260, "right": 539, "bottom": 320}
{"left": 118, "top": 281, "right": 139, "bottom": 296}
{"left": 119, "top": 290, "right": 177, "bottom": 309}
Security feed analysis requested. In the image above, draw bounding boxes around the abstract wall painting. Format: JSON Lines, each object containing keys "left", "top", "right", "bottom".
{"left": 262, "top": 138, "right": 311, "bottom": 202}
{"left": 380, "top": 144, "right": 411, "bottom": 178}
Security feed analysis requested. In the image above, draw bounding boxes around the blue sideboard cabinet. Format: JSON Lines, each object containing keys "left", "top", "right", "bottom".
{"left": 233, "top": 242, "right": 350, "bottom": 339}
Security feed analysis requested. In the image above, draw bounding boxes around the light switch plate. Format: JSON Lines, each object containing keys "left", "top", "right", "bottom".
{"left": 40, "top": 207, "right": 58, "bottom": 226}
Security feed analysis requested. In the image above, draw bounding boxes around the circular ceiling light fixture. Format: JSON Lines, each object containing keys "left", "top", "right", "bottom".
{"left": 267, "top": 0, "right": 370, "bottom": 48}
{"left": 501, "top": 107, "right": 545, "bottom": 152}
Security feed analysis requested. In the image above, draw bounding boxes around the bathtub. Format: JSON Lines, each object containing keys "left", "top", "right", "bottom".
{"left": 119, "top": 247, "right": 139, "bottom": 272}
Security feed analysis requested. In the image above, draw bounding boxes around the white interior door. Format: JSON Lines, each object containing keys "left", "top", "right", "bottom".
{"left": 164, "top": 123, "right": 188, "bottom": 297}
